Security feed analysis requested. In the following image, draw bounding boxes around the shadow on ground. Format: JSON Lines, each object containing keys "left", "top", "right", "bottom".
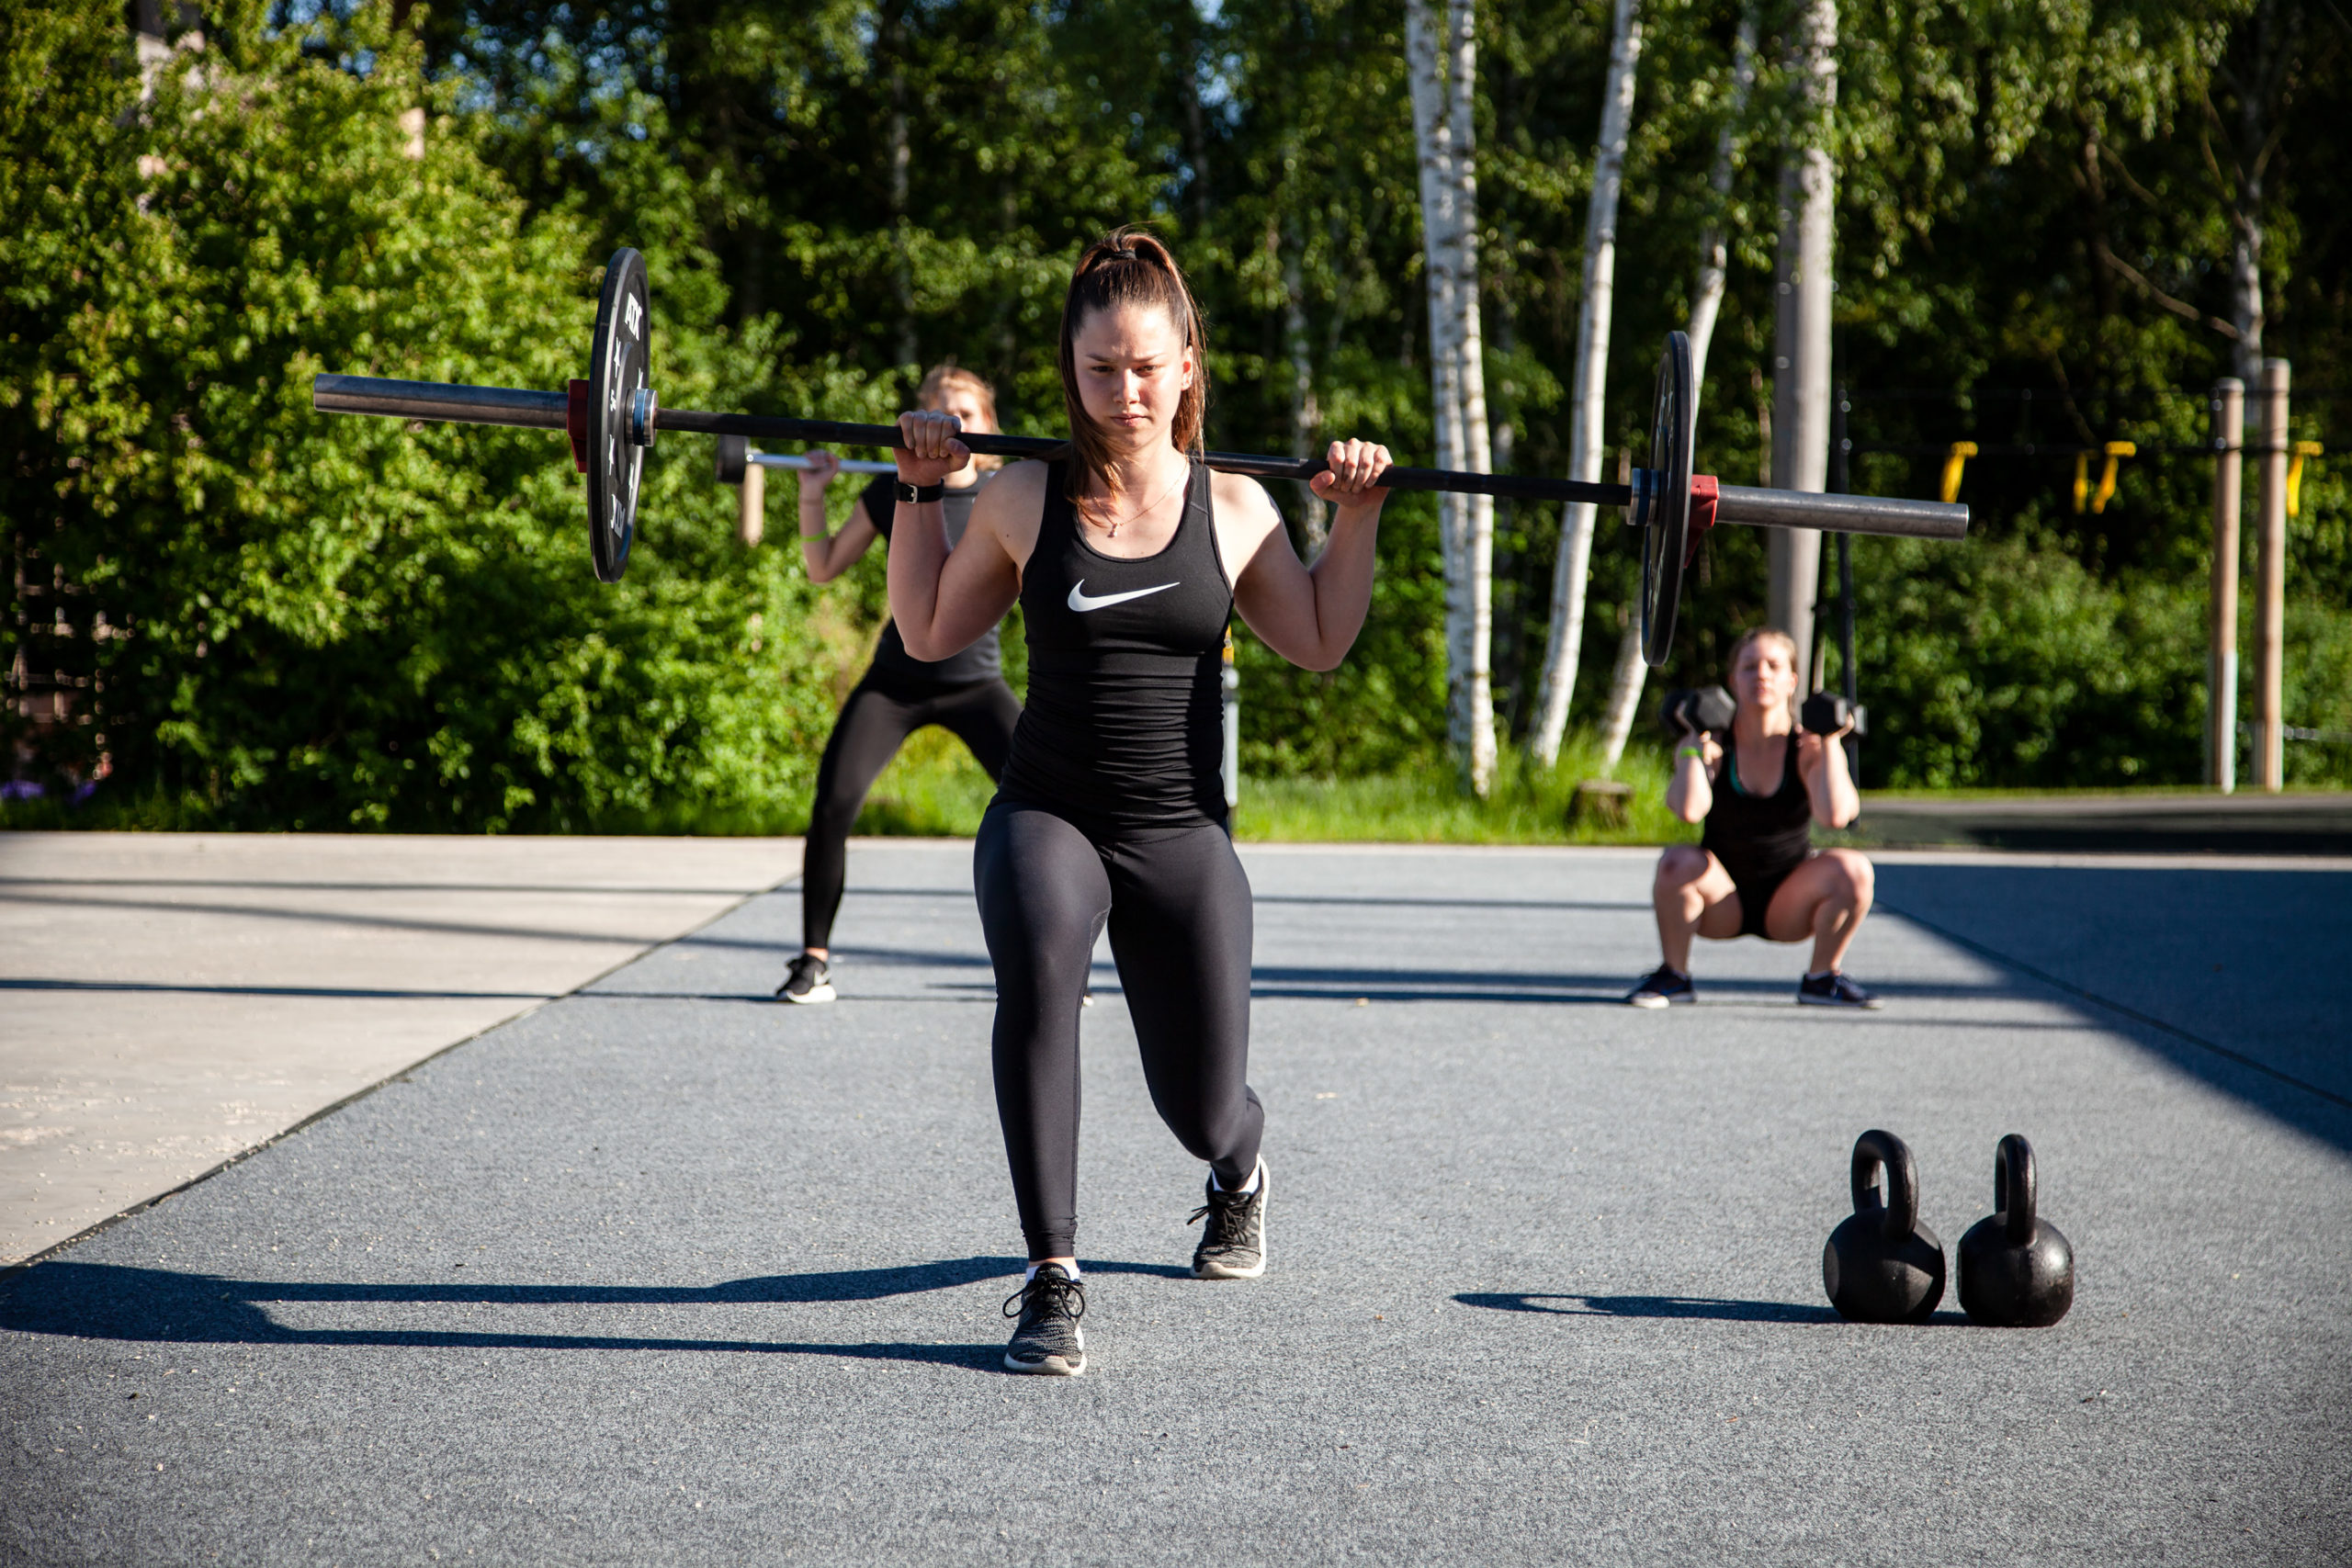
{"left": 0, "top": 1258, "right": 1189, "bottom": 1366}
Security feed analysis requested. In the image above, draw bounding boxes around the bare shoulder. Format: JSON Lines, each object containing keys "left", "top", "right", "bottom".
{"left": 1209, "top": 469, "right": 1288, "bottom": 571}
{"left": 972, "top": 459, "right": 1052, "bottom": 560}
{"left": 977, "top": 458, "right": 1053, "bottom": 514}
{"left": 1208, "top": 468, "right": 1283, "bottom": 526}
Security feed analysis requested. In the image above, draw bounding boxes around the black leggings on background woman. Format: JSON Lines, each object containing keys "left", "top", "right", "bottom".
{"left": 777, "top": 365, "right": 1020, "bottom": 1006}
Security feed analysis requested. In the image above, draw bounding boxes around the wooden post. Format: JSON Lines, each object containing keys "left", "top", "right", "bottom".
{"left": 2255, "top": 359, "right": 2289, "bottom": 792}
{"left": 737, "top": 461, "right": 764, "bottom": 548}
{"left": 2208, "top": 378, "right": 2244, "bottom": 792}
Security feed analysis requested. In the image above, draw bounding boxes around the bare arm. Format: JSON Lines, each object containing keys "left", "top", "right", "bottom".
{"left": 1797, "top": 729, "right": 1861, "bottom": 829}
{"left": 1665, "top": 728, "right": 1721, "bottom": 824}
{"left": 793, "top": 450, "right": 881, "bottom": 582}
{"left": 884, "top": 411, "right": 1027, "bottom": 661}
{"left": 1226, "top": 440, "right": 1392, "bottom": 671}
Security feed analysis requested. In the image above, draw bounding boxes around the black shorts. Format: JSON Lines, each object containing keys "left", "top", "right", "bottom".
{"left": 1725, "top": 854, "right": 1809, "bottom": 938}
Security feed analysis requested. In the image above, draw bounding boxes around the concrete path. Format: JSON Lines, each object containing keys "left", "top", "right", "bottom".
{"left": 0, "top": 833, "right": 801, "bottom": 1266}
{"left": 2, "top": 840, "right": 2346, "bottom": 1565}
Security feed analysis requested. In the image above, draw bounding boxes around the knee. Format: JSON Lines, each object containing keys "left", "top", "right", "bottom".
{"left": 1825, "top": 850, "right": 1874, "bottom": 903}
{"left": 1656, "top": 844, "right": 1708, "bottom": 889}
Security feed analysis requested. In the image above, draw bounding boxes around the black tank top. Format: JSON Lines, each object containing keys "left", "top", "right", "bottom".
{"left": 997, "top": 458, "right": 1233, "bottom": 829}
{"left": 859, "top": 473, "right": 1004, "bottom": 690}
{"left": 1701, "top": 729, "right": 1813, "bottom": 886}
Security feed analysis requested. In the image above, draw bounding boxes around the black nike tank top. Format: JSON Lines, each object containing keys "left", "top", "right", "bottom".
{"left": 998, "top": 458, "right": 1233, "bottom": 829}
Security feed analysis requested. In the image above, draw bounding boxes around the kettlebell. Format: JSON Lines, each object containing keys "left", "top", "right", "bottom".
{"left": 1822, "top": 1129, "right": 1946, "bottom": 1324}
{"left": 1958, "top": 1134, "right": 2075, "bottom": 1327}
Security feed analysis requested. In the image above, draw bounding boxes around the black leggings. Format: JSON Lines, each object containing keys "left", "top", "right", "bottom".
{"left": 973, "top": 800, "right": 1261, "bottom": 1260}
{"left": 802, "top": 675, "right": 1022, "bottom": 951}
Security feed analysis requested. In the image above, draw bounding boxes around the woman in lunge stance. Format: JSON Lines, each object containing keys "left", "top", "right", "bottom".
{"left": 775, "top": 366, "right": 1023, "bottom": 1006}
{"left": 886, "top": 230, "right": 1393, "bottom": 1374}
{"left": 1625, "top": 626, "right": 1881, "bottom": 1010}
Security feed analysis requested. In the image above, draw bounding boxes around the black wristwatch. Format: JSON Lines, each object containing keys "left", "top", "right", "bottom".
{"left": 895, "top": 479, "right": 944, "bottom": 504}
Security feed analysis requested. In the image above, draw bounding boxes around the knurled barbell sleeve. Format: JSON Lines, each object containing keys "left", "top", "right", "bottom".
{"left": 1713, "top": 484, "right": 1969, "bottom": 541}
{"left": 311, "top": 375, "right": 570, "bottom": 431}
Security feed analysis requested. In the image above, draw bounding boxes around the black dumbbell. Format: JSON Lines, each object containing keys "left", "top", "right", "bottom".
{"left": 1800, "top": 691, "right": 1868, "bottom": 736}
{"left": 1661, "top": 684, "right": 1736, "bottom": 738}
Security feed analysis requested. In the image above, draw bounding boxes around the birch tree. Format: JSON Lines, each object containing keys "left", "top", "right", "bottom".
{"left": 1405, "top": 0, "right": 1498, "bottom": 795}
{"left": 1529, "top": 0, "right": 1641, "bottom": 769}
{"left": 1596, "top": 9, "right": 1756, "bottom": 771}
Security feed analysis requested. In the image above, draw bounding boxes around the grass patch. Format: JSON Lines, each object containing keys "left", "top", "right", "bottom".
{"left": 0, "top": 729, "right": 1699, "bottom": 843}
{"left": 1232, "top": 735, "right": 1691, "bottom": 845}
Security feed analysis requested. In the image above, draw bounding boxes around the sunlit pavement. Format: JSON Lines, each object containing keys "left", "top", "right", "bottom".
{"left": 4, "top": 840, "right": 2346, "bottom": 1564}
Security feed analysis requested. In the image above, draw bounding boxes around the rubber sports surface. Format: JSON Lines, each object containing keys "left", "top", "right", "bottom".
{"left": 5, "top": 843, "right": 2346, "bottom": 1564}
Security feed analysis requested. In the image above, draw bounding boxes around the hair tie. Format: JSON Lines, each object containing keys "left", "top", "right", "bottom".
{"left": 1108, "top": 247, "right": 1138, "bottom": 262}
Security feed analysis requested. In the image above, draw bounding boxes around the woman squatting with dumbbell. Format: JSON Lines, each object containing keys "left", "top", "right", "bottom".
{"left": 887, "top": 229, "right": 1395, "bottom": 1375}
{"left": 1625, "top": 626, "right": 1882, "bottom": 1010}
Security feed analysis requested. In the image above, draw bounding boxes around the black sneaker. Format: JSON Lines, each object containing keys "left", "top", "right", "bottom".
{"left": 1189, "top": 1161, "right": 1269, "bottom": 1280}
{"left": 775, "top": 953, "right": 834, "bottom": 1005}
{"left": 1798, "top": 971, "right": 1883, "bottom": 1009}
{"left": 1625, "top": 964, "right": 1695, "bottom": 1009}
{"left": 1001, "top": 1265, "right": 1086, "bottom": 1376}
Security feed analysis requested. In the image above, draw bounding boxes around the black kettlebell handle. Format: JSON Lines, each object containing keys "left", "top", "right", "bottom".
{"left": 1994, "top": 1133, "right": 2038, "bottom": 1244}
{"left": 1850, "top": 1128, "right": 1920, "bottom": 1242}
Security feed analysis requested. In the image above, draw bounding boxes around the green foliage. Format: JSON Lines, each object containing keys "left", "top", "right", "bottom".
{"left": 1, "top": 0, "right": 844, "bottom": 829}
{"left": 5, "top": 0, "right": 2346, "bottom": 832}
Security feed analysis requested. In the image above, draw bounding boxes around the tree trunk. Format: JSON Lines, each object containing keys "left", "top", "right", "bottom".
{"left": 2217, "top": 0, "right": 2295, "bottom": 392}
{"left": 885, "top": 6, "right": 916, "bottom": 369}
{"left": 1283, "top": 226, "right": 1329, "bottom": 555}
{"left": 1406, "top": 0, "right": 1497, "bottom": 796}
{"left": 1596, "top": 609, "right": 1647, "bottom": 770}
{"left": 1686, "top": 10, "right": 1758, "bottom": 377}
{"left": 1769, "top": 0, "right": 1837, "bottom": 698}
{"left": 1599, "top": 8, "right": 1754, "bottom": 758}
{"left": 1529, "top": 0, "right": 1642, "bottom": 768}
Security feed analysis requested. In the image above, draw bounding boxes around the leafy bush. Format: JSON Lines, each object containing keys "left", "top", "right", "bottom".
{"left": 1, "top": 2, "right": 852, "bottom": 830}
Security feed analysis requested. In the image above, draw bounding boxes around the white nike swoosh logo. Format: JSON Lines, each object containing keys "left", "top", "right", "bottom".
{"left": 1068, "top": 580, "right": 1181, "bottom": 613}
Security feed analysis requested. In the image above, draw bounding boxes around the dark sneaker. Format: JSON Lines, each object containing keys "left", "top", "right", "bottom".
{"left": 1189, "top": 1161, "right": 1269, "bottom": 1280}
{"left": 1625, "top": 964, "right": 1695, "bottom": 1009}
{"left": 1798, "top": 971, "right": 1883, "bottom": 1010}
{"left": 775, "top": 953, "right": 835, "bottom": 1005}
{"left": 1001, "top": 1265, "right": 1086, "bottom": 1376}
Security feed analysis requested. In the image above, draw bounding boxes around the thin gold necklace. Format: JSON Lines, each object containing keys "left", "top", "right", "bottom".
{"left": 1082, "top": 465, "right": 1187, "bottom": 540}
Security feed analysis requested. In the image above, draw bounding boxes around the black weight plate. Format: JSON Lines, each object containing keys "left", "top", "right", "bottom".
{"left": 1638, "top": 331, "right": 1696, "bottom": 668}
{"left": 714, "top": 434, "right": 748, "bottom": 487}
{"left": 586, "top": 248, "right": 650, "bottom": 583}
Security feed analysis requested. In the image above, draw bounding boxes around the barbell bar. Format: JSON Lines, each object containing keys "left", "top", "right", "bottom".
{"left": 710, "top": 434, "right": 895, "bottom": 486}
{"left": 311, "top": 248, "right": 1970, "bottom": 666}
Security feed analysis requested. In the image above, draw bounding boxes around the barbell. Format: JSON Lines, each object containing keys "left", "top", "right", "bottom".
{"left": 712, "top": 437, "right": 896, "bottom": 484}
{"left": 311, "top": 248, "right": 1969, "bottom": 667}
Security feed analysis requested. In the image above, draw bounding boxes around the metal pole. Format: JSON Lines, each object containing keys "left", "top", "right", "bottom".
{"left": 737, "top": 461, "right": 764, "bottom": 547}
{"left": 2256, "top": 360, "right": 2290, "bottom": 793}
{"left": 2209, "top": 378, "right": 2244, "bottom": 792}
{"left": 1833, "top": 385, "right": 1860, "bottom": 783}
{"left": 1221, "top": 629, "right": 1240, "bottom": 811}
{"left": 1767, "top": 0, "right": 1837, "bottom": 696}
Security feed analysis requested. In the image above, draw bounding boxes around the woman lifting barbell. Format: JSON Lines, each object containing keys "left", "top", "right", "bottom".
{"left": 775, "top": 365, "right": 1023, "bottom": 1006}
{"left": 888, "top": 228, "right": 1394, "bottom": 1376}
{"left": 1624, "top": 626, "right": 1883, "bottom": 1010}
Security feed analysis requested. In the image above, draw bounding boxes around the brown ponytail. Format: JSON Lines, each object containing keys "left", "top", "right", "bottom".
{"left": 1057, "top": 227, "right": 1208, "bottom": 500}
